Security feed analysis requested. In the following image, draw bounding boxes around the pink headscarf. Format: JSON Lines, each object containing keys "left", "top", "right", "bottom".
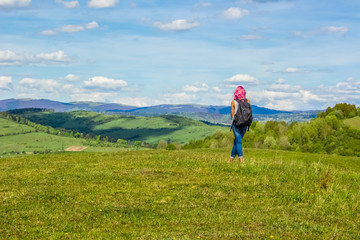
{"left": 233, "top": 86, "right": 246, "bottom": 100}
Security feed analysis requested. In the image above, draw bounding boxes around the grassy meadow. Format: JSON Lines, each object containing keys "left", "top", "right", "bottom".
{"left": 0, "top": 132, "right": 130, "bottom": 154}
{"left": 344, "top": 116, "right": 360, "bottom": 130}
{"left": 0, "top": 118, "right": 36, "bottom": 136}
{"left": 1, "top": 148, "right": 359, "bottom": 239}
{"left": 0, "top": 115, "right": 135, "bottom": 155}
{"left": 15, "top": 110, "right": 228, "bottom": 143}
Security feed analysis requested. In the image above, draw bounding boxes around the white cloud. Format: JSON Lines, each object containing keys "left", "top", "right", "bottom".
{"left": 316, "top": 78, "right": 360, "bottom": 100}
{"left": 84, "top": 76, "right": 128, "bottom": 90}
{"left": 335, "top": 77, "right": 360, "bottom": 90}
{"left": 299, "top": 90, "right": 325, "bottom": 103}
{"left": 239, "top": 34, "right": 262, "bottom": 40}
{"left": 86, "top": 21, "right": 99, "bottom": 29}
{"left": 39, "top": 30, "right": 57, "bottom": 36}
{"left": 114, "top": 97, "right": 154, "bottom": 107}
{"left": 0, "top": 50, "right": 72, "bottom": 66}
{"left": 70, "top": 92, "right": 118, "bottom": 102}
{"left": 87, "top": 0, "right": 118, "bottom": 8}
{"left": 282, "top": 67, "right": 305, "bottom": 73}
{"left": 0, "top": 50, "right": 26, "bottom": 66}
{"left": 214, "top": 93, "right": 233, "bottom": 105}
{"left": 183, "top": 83, "right": 209, "bottom": 92}
{"left": 222, "top": 7, "right": 249, "bottom": 19}
{"left": 60, "top": 24, "right": 85, "bottom": 33}
{"left": 153, "top": 19, "right": 200, "bottom": 31}
{"left": 213, "top": 86, "right": 221, "bottom": 93}
{"left": 264, "top": 100, "right": 296, "bottom": 111}
{"left": 0, "top": 76, "right": 12, "bottom": 91}
{"left": 247, "top": 78, "right": 360, "bottom": 110}
{"left": 0, "top": 0, "right": 30, "bottom": 8}
{"left": 223, "top": 74, "right": 258, "bottom": 86}
{"left": 163, "top": 92, "right": 199, "bottom": 104}
{"left": 18, "top": 78, "right": 60, "bottom": 93}
{"left": 56, "top": 0, "right": 79, "bottom": 8}
{"left": 268, "top": 83, "right": 301, "bottom": 92}
{"left": 64, "top": 74, "right": 81, "bottom": 82}
{"left": 322, "top": 26, "right": 349, "bottom": 35}
{"left": 276, "top": 78, "right": 285, "bottom": 84}
{"left": 36, "top": 51, "right": 72, "bottom": 63}
{"left": 40, "top": 21, "right": 99, "bottom": 35}
{"left": 294, "top": 26, "right": 349, "bottom": 38}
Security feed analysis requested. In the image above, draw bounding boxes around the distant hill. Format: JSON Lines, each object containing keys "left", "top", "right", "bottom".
{"left": 8, "top": 109, "right": 228, "bottom": 144}
{"left": 0, "top": 98, "right": 136, "bottom": 112}
{"left": 0, "top": 98, "right": 288, "bottom": 114}
{"left": 0, "top": 98, "right": 316, "bottom": 123}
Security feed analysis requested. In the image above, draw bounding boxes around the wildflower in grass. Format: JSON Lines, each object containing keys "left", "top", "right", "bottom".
{"left": 270, "top": 235, "right": 274, "bottom": 238}
{"left": 99, "top": 209, "right": 102, "bottom": 211}
{"left": 197, "top": 236, "right": 201, "bottom": 239}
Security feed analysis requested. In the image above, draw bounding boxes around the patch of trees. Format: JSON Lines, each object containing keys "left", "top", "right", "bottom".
{"left": 318, "top": 103, "right": 360, "bottom": 119}
{"left": 184, "top": 103, "right": 360, "bottom": 157}
{"left": 6, "top": 108, "right": 54, "bottom": 115}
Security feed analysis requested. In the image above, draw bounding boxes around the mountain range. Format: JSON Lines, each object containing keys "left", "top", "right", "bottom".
{"left": 0, "top": 98, "right": 317, "bottom": 123}
{"left": 0, "top": 98, "right": 287, "bottom": 114}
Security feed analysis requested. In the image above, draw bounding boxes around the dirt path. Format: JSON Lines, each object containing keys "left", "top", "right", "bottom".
{"left": 65, "top": 146, "right": 88, "bottom": 151}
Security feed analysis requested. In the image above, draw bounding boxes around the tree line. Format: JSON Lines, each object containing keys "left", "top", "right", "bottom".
{"left": 183, "top": 103, "right": 360, "bottom": 156}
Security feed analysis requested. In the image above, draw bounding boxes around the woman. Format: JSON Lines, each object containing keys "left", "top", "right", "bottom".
{"left": 230, "top": 86, "right": 250, "bottom": 163}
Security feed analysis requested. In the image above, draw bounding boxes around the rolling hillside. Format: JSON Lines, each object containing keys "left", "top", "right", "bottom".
{"left": 9, "top": 109, "right": 228, "bottom": 144}
{"left": 0, "top": 115, "right": 133, "bottom": 155}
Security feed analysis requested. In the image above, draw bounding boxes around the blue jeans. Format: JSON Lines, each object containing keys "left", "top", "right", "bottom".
{"left": 231, "top": 125, "right": 247, "bottom": 158}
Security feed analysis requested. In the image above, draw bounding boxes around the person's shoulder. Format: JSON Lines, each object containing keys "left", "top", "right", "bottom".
{"left": 247, "top": 99, "right": 251, "bottom": 104}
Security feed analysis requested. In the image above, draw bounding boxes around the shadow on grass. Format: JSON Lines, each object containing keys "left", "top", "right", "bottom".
{"left": 93, "top": 127, "right": 182, "bottom": 141}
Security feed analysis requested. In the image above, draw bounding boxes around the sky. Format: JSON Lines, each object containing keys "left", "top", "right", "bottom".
{"left": 0, "top": 0, "right": 360, "bottom": 110}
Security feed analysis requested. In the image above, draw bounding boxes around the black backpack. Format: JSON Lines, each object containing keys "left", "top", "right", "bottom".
{"left": 232, "top": 99, "right": 253, "bottom": 130}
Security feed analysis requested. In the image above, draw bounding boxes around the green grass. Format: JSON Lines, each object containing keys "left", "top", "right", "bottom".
{"left": 0, "top": 118, "right": 36, "bottom": 136}
{"left": 1, "top": 148, "right": 359, "bottom": 239}
{"left": 0, "top": 116, "right": 138, "bottom": 155}
{"left": 0, "top": 132, "right": 135, "bottom": 154}
{"left": 344, "top": 116, "right": 360, "bottom": 130}
{"left": 0, "top": 132, "right": 87, "bottom": 153}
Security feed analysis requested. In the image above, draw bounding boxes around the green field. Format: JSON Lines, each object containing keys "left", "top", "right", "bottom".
{"left": 344, "top": 116, "right": 360, "bottom": 130}
{"left": 0, "top": 132, "right": 84, "bottom": 152}
{"left": 0, "top": 118, "right": 36, "bottom": 136}
{"left": 0, "top": 116, "right": 135, "bottom": 155}
{"left": 16, "top": 110, "right": 228, "bottom": 143}
{"left": 1, "top": 148, "right": 359, "bottom": 239}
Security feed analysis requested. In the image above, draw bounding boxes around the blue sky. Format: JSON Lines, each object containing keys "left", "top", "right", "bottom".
{"left": 0, "top": 0, "right": 360, "bottom": 110}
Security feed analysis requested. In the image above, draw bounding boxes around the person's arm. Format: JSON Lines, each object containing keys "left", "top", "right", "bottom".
{"left": 231, "top": 101, "right": 235, "bottom": 118}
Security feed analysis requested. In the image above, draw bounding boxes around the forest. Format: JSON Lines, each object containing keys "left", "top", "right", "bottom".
{"left": 184, "top": 103, "right": 360, "bottom": 156}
